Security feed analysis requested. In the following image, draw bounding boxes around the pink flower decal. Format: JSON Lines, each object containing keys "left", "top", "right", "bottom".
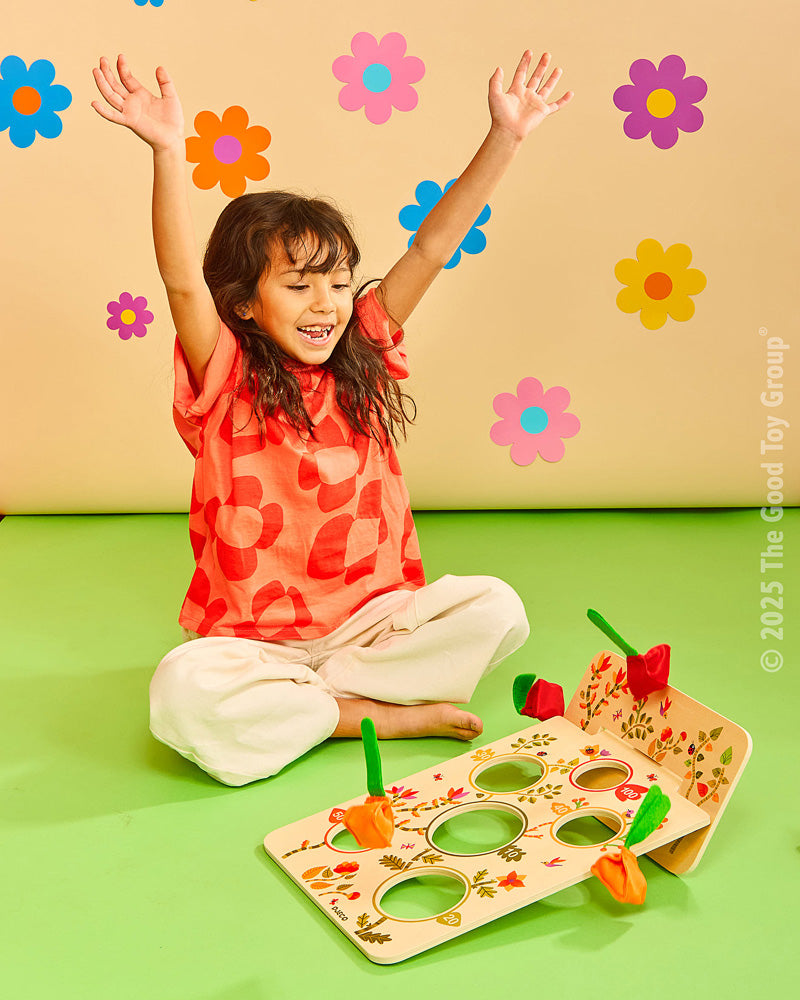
{"left": 332, "top": 32, "right": 424, "bottom": 125}
{"left": 106, "top": 292, "right": 153, "bottom": 340}
{"left": 490, "top": 378, "right": 580, "bottom": 466}
{"left": 613, "top": 55, "right": 707, "bottom": 150}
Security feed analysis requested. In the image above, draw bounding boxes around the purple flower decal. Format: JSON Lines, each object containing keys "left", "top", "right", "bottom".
{"left": 106, "top": 292, "right": 154, "bottom": 340}
{"left": 490, "top": 378, "right": 580, "bottom": 466}
{"left": 613, "top": 55, "right": 707, "bottom": 149}
{"left": 332, "top": 32, "right": 424, "bottom": 125}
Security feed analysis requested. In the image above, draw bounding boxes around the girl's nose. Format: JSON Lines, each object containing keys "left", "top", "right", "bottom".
{"left": 312, "top": 287, "right": 334, "bottom": 311}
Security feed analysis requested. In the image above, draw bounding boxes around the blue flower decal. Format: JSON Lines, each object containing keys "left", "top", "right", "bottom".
{"left": 0, "top": 56, "right": 72, "bottom": 148}
{"left": 399, "top": 179, "right": 491, "bottom": 269}
{"left": 134, "top": 0, "right": 165, "bottom": 6}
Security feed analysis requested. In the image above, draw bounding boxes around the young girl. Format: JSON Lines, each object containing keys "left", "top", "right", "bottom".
{"left": 92, "top": 50, "right": 573, "bottom": 786}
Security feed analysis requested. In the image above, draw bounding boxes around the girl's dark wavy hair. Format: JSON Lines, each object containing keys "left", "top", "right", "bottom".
{"left": 202, "top": 191, "right": 415, "bottom": 447}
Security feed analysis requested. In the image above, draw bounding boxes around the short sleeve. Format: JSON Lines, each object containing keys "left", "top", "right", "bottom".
{"left": 354, "top": 287, "right": 410, "bottom": 380}
{"left": 172, "top": 319, "right": 237, "bottom": 455}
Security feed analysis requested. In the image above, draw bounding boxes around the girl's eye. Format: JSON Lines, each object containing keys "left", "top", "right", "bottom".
{"left": 333, "top": 284, "right": 351, "bottom": 291}
{"left": 288, "top": 285, "right": 308, "bottom": 291}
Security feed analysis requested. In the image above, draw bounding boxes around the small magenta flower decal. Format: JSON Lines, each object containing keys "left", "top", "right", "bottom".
{"left": 615, "top": 238, "right": 706, "bottom": 329}
{"left": 613, "top": 55, "right": 707, "bottom": 149}
{"left": 106, "top": 293, "right": 154, "bottom": 340}
{"left": 0, "top": 56, "right": 72, "bottom": 148}
{"left": 186, "top": 105, "right": 270, "bottom": 198}
{"left": 332, "top": 32, "right": 424, "bottom": 124}
{"left": 400, "top": 180, "right": 490, "bottom": 269}
{"left": 490, "top": 378, "right": 580, "bottom": 466}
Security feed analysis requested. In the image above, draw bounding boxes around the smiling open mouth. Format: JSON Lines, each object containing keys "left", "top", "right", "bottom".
{"left": 297, "top": 325, "right": 334, "bottom": 345}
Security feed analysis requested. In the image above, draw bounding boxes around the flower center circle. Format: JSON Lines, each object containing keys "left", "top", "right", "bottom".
{"left": 12, "top": 86, "right": 42, "bottom": 115}
{"left": 646, "top": 88, "right": 677, "bottom": 118}
{"left": 213, "top": 135, "right": 243, "bottom": 164}
{"left": 643, "top": 271, "right": 673, "bottom": 300}
{"left": 520, "top": 406, "right": 549, "bottom": 434}
{"left": 120, "top": 309, "right": 137, "bottom": 325}
{"left": 362, "top": 63, "right": 392, "bottom": 93}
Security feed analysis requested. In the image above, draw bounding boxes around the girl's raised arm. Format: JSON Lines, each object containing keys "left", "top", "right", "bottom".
{"left": 375, "top": 50, "right": 573, "bottom": 333}
{"left": 92, "top": 56, "right": 219, "bottom": 388}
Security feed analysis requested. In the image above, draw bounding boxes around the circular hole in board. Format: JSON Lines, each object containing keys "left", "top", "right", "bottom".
{"left": 430, "top": 803, "right": 525, "bottom": 855}
{"left": 553, "top": 809, "right": 622, "bottom": 847}
{"left": 473, "top": 756, "right": 544, "bottom": 792}
{"left": 570, "top": 759, "right": 632, "bottom": 791}
{"left": 378, "top": 872, "right": 468, "bottom": 921}
{"left": 329, "top": 827, "right": 367, "bottom": 852}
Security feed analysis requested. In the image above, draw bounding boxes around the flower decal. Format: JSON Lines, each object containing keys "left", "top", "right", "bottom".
{"left": 490, "top": 377, "right": 580, "bottom": 466}
{"left": 0, "top": 56, "right": 71, "bottom": 148}
{"left": 613, "top": 55, "right": 707, "bottom": 149}
{"left": 186, "top": 105, "right": 270, "bottom": 198}
{"left": 106, "top": 292, "right": 154, "bottom": 340}
{"left": 133, "top": 0, "right": 164, "bottom": 6}
{"left": 400, "top": 180, "right": 490, "bottom": 269}
{"left": 498, "top": 871, "right": 526, "bottom": 891}
{"left": 332, "top": 32, "right": 424, "bottom": 125}
{"left": 615, "top": 239, "right": 706, "bottom": 329}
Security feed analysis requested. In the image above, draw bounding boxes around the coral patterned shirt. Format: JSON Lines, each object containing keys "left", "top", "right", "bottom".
{"left": 172, "top": 288, "right": 426, "bottom": 641}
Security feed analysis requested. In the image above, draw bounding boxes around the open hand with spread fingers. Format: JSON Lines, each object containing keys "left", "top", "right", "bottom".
{"left": 489, "top": 50, "right": 573, "bottom": 142}
{"left": 91, "top": 54, "right": 184, "bottom": 152}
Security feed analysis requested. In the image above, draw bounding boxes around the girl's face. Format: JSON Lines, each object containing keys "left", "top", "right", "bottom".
{"left": 241, "top": 239, "right": 354, "bottom": 365}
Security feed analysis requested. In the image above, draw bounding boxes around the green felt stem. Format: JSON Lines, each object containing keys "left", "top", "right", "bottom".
{"left": 586, "top": 608, "right": 639, "bottom": 657}
{"left": 624, "top": 785, "right": 671, "bottom": 849}
{"left": 512, "top": 673, "right": 537, "bottom": 714}
{"left": 361, "top": 717, "right": 385, "bottom": 798}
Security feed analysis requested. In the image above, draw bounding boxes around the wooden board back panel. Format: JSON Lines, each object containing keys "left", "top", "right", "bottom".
{"left": 264, "top": 714, "right": 710, "bottom": 964}
{"left": 563, "top": 650, "right": 753, "bottom": 873}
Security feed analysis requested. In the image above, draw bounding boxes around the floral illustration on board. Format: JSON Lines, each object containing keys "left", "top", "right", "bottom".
{"left": 0, "top": 56, "right": 71, "bottom": 148}
{"left": 399, "top": 179, "right": 490, "bottom": 268}
{"left": 615, "top": 239, "right": 706, "bottom": 329}
{"left": 613, "top": 55, "right": 707, "bottom": 149}
{"left": 490, "top": 377, "right": 580, "bottom": 465}
{"left": 332, "top": 32, "right": 424, "bottom": 125}
{"left": 186, "top": 105, "right": 271, "bottom": 198}
{"left": 106, "top": 293, "right": 154, "bottom": 340}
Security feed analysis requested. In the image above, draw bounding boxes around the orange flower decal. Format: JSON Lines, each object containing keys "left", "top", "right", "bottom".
{"left": 186, "top": 105, "right": 270, "bottom": 197}
{"left": 590, "top": 846, "right": 647, "bottom": 904}
{"left": 342, "top": 796, "right": 394, "bottom": 849}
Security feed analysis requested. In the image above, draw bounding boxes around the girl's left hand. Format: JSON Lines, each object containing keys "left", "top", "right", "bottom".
{"left": 489, "top": 50, "right": 573, "bottom": 141}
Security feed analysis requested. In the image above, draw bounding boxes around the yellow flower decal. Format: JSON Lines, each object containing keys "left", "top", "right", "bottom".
{"left": 615, "top": 238, "right": 706, "bottom": 330}
{"left": 185, "top": 105, "right": 270, "bottom": 198}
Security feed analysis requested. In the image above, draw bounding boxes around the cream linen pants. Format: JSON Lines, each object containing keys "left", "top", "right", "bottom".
{"left": 150, "top": 574, "right": 530, "bottom": 786}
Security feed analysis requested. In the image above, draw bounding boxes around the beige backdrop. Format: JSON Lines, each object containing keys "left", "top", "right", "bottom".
{"left": 1, "top": 0, "right": 797, "bottom": 512}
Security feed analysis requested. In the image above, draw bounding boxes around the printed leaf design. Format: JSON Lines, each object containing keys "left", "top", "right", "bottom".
{"left": 720, "top": 746, "right": 733, "bottom": 765}
{"left": 357, "top": 914, "right": 371, "bottom": 928}
{"left": 710, "top": 726, "right": 723, "bottom": 740}
{"left": 379, "top": 854, "right": 408, "bottom": 871}
{"left": 360, "top": 931, "right": 392, "bottom": 944}
{"left": 302, "top": 866, "right": 327, "bottom": 880}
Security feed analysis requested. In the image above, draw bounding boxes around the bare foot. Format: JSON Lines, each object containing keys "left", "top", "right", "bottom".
{"left": 332, "top": 697, "right": 483, "bottom": 742}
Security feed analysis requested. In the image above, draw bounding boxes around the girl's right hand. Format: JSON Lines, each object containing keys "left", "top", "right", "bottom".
{"left": 91, "top": 55, "right": 184, "bottom": 152}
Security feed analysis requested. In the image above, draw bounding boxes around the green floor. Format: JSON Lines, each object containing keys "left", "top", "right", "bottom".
{"left": 1, "top": 510, "right": 796, "bottom": 998}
